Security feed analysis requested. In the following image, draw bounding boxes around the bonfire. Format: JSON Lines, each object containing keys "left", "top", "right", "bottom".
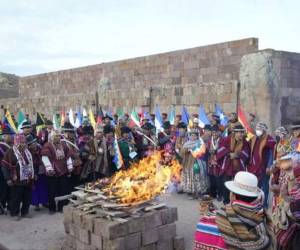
{"left": 85, "top": 151, "right": 181, "bottom": 204}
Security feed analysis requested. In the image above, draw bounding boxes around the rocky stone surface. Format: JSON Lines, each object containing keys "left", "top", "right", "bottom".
{"left": 0, "top": 72, "right": 19, "bottom": 99}
{"left": 240, "top": 49, "right": 300, "bottom": 131}
{"left": 0, "top": 38, "right": 258, "bottom": 117}
{"left": 1, "top": 37, "right": 300, "bottom": 129}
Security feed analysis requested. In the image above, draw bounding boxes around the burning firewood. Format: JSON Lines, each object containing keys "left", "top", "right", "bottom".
{"left": 84, "top": 151, "right": 181, "bottom": 204}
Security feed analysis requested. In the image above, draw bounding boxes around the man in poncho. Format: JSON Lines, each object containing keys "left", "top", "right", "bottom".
{"left": 194, "top": 171, "right": 271, "bottom": 250}
{"left": 94, "top": 125, "right": 109, "bottom": 178}
{"left": 38, "top": 119, "right": 53, "bottom": 146}
{"left": 61, "top": 122, "right": 82, "bottom": 190}
{"left": 135, "top": 122, "right": 156, "bottom": 158}
{"left": 0, "top": 125, "right": 15, "bottom": 214}
{"left": 118, "top": 126, "right": 137, "bottom": 168}
{"left": 41, "top": 130, "right": 73, "bottom": 214}
{"left": 2, "top": 133, "right": 34, "bottom": 220}
{"left": 248, "top": 122, "right": 276, "bottom": 207}
{"left": 217, "top": 124, "right": 250, "bottom": 204}
{"left": 175, "top": 122, "right": 188, "bottom": 163}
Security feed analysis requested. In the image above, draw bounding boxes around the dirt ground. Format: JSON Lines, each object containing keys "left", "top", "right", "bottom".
{"left": 0, "top": 193, "right": 201, "bottom": 250}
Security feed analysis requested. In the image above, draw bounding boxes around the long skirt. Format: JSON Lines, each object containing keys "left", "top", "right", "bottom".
{"left": 181, "top": 160, "right": 209, "bottom": 195}
{"left": 31, "top": 175, "right": 48, "bottom": 206}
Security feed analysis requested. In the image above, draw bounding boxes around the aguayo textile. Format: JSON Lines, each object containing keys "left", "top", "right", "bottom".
{"left": 194, "top": 214, "right": 227, "bottom": 250}
{"left": 276, "top": 163, "right": 300, "bottom": 250}
{"left": 216, "top": 199, "right": 270, "bottom": 250}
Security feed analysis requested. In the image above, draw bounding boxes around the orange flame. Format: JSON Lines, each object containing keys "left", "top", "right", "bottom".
{"left": 105, "top": 151, "right": 181, "bottom": 204}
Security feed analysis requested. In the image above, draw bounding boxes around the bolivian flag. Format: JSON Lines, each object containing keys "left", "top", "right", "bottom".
{"left": 238, "top": 106, "right": 254, "bottom": 140}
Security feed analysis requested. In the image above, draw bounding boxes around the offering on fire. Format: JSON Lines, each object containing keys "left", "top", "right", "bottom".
{"left": 84, "top": 151, "right": 182, "bottom": 205}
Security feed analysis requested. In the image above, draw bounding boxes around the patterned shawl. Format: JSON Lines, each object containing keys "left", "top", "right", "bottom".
{"left": 276, "top": 175, "right": 300, "bottom": 250}
{"left": 13, "top": 145, "right": 34, "bottom": 181}
{"left": 194, "top": 213, "right": 228, "bottom": 250}
{"left": 216, "top": 198, "right": 270, "bottom": 250}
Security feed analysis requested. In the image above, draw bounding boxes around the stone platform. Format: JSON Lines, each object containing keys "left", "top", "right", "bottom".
{"left": 62, "top": 204, "right": 185, "bottom": 250}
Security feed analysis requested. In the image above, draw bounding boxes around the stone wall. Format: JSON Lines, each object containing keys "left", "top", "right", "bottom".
{"left": 0, "top": 38, "right": 258, "bottom": 117}
{"left": 0, "top": 72, "right": 19, "bottom": 99}
{"left": 239, "top": 49, "right": 300, "bottom": 131}
{"left": 62, "top": 205, "right": 184, "bottom": 250}
{"left": 276, "top": 51, "right": 300, "bottom": 126}
{"left": 2, "top": 37, "right": 299, "bottom": 130}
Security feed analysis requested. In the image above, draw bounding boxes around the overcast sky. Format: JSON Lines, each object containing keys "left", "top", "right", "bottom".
{"left": 0, "top": 0, "right": 299, "bottom": 76}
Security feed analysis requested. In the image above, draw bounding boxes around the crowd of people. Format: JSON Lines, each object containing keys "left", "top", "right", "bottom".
{"left": 192, "top": 117, "right": 300, "bottom": 249}
{"left": 0, "top": 109, "right": 299, "bottom": 249}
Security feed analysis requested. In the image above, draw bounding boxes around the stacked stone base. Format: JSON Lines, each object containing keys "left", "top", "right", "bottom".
{"left": 62, "top": 205, "right": 185, "bottom": 250}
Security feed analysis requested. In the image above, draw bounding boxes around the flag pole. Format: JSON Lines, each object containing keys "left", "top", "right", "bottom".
{"left": 236, "top": 80, "right": 241, "bottom": 114}
{"left": 149, "top": 87, "right": 153, "bottom": 113}
{"left": 136, "top": 130, "right": 158, "bottom": 147}
{"left": 95, "top": 91, "right": 99, "bottom": 116}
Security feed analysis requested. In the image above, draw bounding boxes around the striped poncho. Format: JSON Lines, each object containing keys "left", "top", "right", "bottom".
{"left": 216, "top": 199, "right": 270, "bottom": 250}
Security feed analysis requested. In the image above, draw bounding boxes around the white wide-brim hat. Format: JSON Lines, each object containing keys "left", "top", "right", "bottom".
{"left": 225, "top": 171, "right": 260, "bottom": 197}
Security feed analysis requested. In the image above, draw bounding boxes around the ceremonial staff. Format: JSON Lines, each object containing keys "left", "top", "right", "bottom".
{"left": 135, "top": 129, "right": 158, "bottom": 147}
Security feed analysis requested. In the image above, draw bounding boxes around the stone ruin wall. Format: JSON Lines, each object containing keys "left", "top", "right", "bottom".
{"left": 0, "top": 72, "right": 19, "bottom": 99}
{"left": 240, "top": 49, "right": 300, "bottom": 131}
{"left": 1, "top": 37, "right": 300, "bottom": 131}
{"left": 0, "top": 38, "right": 258, "bottom": 118}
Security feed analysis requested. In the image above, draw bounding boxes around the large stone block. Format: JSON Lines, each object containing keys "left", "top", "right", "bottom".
{"left": 82, "top": 214, "right": 97, "bottom": 232}
{"left": 157, "top": 239, "right": 174, "bottom": 250}
{"left": 127, "top": 217, "right": 144, "bottom": 234}
{"left": 78, "top": 227, "right": 91, "bottom": 245}
{"left": 103, "top": 237, "right": 125, "bottom": 250}
{"left": 70, "top": 224, "right": 79, "bottom": 238}
{"left": 94, "top": 218, "right": 128, "bottom": 240}
{"left": 125, "top": 232, "right": 142, "bottom": 250}
{"left": 183, "top": 61, "right": 199, "bottom": 70}
{"left": 142, "top": 228, "right": 159, "bottom": 245}
{"left": 158, "top": 223, "right": 176, "bottom": 241}
{"left": 143, "top": 211, "right": 162, "bottom": 230}
{"left": 160, "top": 207, "right": 178, "bottom": 225}
{"left": 91, "top": 233, "right": 102, "bottom": 250}
{"left": 140, "top": 243, "right": 157, "bottom": 250}
{"left": 72, "top": 209, "right": 83, "bottom": 226}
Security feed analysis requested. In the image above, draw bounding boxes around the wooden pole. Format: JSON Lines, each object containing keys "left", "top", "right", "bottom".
{"left": 149, "top": 87, "right": 153, "bottom": 113}
{"left": 236, "top": 80, "right": 241, "bottom": 114}
{"left": 95, "top": 91, "right": 99, "bottom": 115}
